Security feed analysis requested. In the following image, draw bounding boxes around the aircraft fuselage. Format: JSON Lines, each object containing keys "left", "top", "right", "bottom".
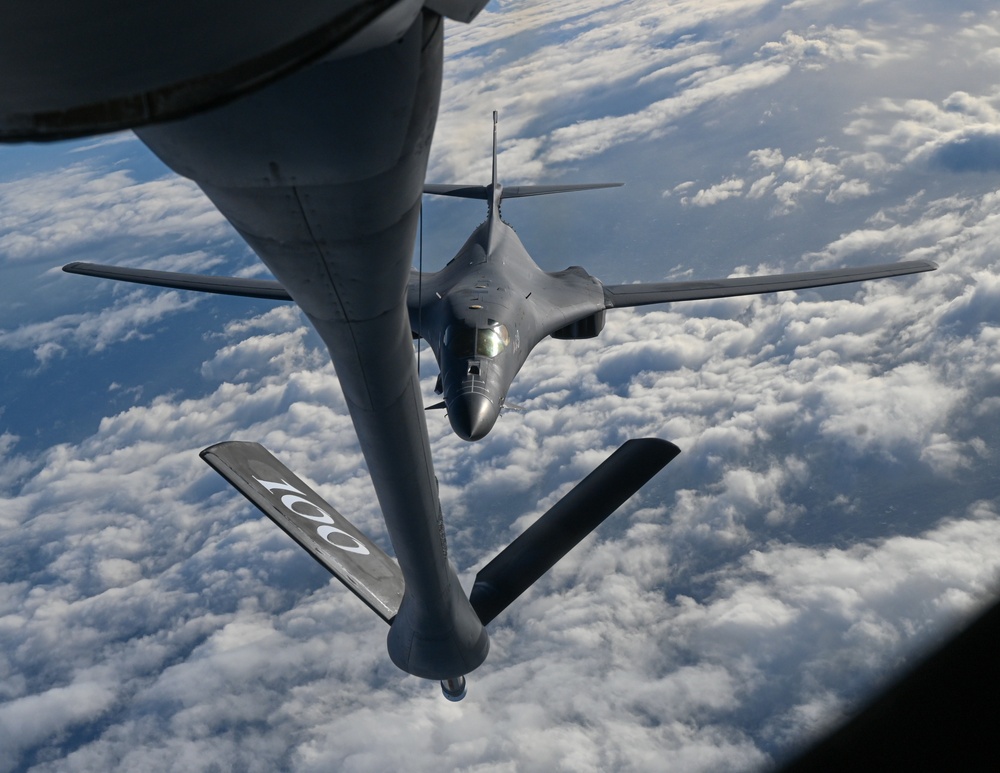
{"left": 411, "top": 199, "right": 605, "bottom": 440}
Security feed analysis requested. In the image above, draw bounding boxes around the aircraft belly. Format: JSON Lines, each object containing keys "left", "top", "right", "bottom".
{"left": 135, "top": 16, "right": 429, "bottom": 188}
{"left": 198, "top": 181, "right": 419, "bottom": 327}
{"left": 0, "top": 0, "right": 403, "bottom": 141}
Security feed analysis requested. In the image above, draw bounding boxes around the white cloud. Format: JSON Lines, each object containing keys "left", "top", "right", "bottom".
{"left": 0, "top": 289, "right": 199, "bottom": 357}
{"left": 685, "top": 178, "right": 746, "bottom": 207}
{"left": 19, "top": 172, "right": 1000, "bottom": 768}
{"left": 432, "top": 0, "right": 948, "bottom": 187}
{"left": 440, "top": 2, "right": 999, "bottom": 228}
{"left": 0, "top": 164, "right": 228, "bottom": 263}
{"left": 759, "top": 26, "right": 914, "bottom": 70}
{"left": 543, "top": 59, "right": 792, "bottom": 166}
{"left": 2, "top": 188, "right": 1000, "bottom": 768}
{"left": 0, "top": 679, "right": 118, "bottom": 757}
{"left": 843, "top": 89, "right": 1000, "bottom": 171}
{"left": 679, "top": 80, "right": 1000, "bottom": 213}
{"left": 4, "top": 2, "right": 1000, "bottom": 770}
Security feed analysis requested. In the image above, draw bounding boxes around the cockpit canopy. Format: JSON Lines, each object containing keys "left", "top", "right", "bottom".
{"left": 444, "top": 323, "right": 510, "bottom": 358}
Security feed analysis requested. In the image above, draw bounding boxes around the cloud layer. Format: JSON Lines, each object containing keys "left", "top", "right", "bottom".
{"left": 2, "top": 1, "right": 1000, "bottom": 771}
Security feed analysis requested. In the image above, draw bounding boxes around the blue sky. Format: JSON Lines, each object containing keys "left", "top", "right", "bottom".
{"left": 3, "top": 1, "right": 1000, "bottom": 771}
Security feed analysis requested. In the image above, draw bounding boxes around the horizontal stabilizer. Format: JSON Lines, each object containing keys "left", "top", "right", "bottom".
{"left": 470, "top": 438, "right": 680, "bottom": 625}
{"left": 64, "top": 262, "right": 292, "bottom": 301}
{"left": 423, "top": 182, "right": 623, "bottom": 201}
{"left": 201, "top": 441, "right": 403, "bottom": 623}
{"left": 603, "top": 259, "right": 936, "bottom": 308}
{"left": 503, "top": 183, "right": 623, "bottom": 198}
{"left": 422, "top": 184, "right": 489, "bottom": 200}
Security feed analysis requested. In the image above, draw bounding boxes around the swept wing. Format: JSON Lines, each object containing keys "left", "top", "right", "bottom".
{"left": 603, "top": 259, "right": 936, "bottom": 308}
{"left": 63, "top": 261, "right": 291, "bottom": 301}
{"left": 423, "top": 182, "right": 622, "bottom": 200}
{"left": 65, "top": 258, "right": 937, "bottom": 314}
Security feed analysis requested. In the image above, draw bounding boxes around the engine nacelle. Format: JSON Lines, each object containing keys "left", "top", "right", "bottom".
{"left": 551, "top": 309, "right": 606, "bottom": 340}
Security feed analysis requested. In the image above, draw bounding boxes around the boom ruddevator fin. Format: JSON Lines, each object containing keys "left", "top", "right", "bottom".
{"left": 63, "top": 261, "right": 292, "bottom": 301}
{"left": 470, "top": 438, "right": 680, "bottom": 625}
{"left": 201, "top": 441, "right": 404, "bottom": 623}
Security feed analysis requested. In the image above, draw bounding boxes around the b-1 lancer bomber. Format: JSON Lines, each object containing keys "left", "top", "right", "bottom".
{"left": 68, "top": 113, "right": 937, "bottom": 443}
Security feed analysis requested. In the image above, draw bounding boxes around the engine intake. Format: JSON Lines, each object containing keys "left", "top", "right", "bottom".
{"left": 551, "top": 309, "right": 606, "bottom": 339}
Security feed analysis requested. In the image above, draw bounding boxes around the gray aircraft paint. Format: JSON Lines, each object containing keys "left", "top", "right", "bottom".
{"left": 66, "top": 126, "right": 935, "bottom": 448}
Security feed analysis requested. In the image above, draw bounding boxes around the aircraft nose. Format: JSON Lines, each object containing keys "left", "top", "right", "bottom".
{"left": 449, "top": 392, "right": 498, "bottom": 441}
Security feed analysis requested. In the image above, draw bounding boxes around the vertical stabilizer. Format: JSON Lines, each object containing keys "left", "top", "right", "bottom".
{"left": 491, "top": 110, "right": 498, "bottom": 190}
{"left": 422, "top": 111, "right": 622, "bottom": 207}
{"left": 489, "top": 110, "right": 502, "bottom": 220}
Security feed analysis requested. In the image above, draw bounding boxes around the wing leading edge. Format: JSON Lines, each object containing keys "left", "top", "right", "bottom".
{"left": 65, "top": 257, "right": 937, "bottom": 312}
{"left": 63, "top": 261, "right": 292, "bottom": 301}
{"left": 603, "top": 259, "right": 937, "bottom": 308}
{"left": 422, "top": 182, "right": 623, "bottom": 200}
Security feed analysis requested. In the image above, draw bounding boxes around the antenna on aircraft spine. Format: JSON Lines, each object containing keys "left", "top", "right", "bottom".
{"left": 490, "top": 110, "right": 501, "bottom": 219}
{"left": 492, "top": 110, "right": 498, "bottom": 188}
{"left": 421, "top": 110, "right": 622, "bottom": 207}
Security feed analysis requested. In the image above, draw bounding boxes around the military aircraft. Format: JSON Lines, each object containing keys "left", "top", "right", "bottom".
{"left": 67, "top": 113, "right": 937, "bottom": 444}
{"left": 412, "top": 115, "right": 938, "bottom": 440}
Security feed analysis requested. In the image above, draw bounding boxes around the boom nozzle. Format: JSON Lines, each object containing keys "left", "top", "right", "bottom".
{"left": 441, "top": 676, "right": 467, "bottom": 701}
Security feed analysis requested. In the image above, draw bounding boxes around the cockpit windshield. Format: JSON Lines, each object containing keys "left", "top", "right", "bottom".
{"left": 445, "top": 324, "right": 510, "bottom": 358}
{"left": 477, "top": 325, "right": 510, "bottom": 357}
